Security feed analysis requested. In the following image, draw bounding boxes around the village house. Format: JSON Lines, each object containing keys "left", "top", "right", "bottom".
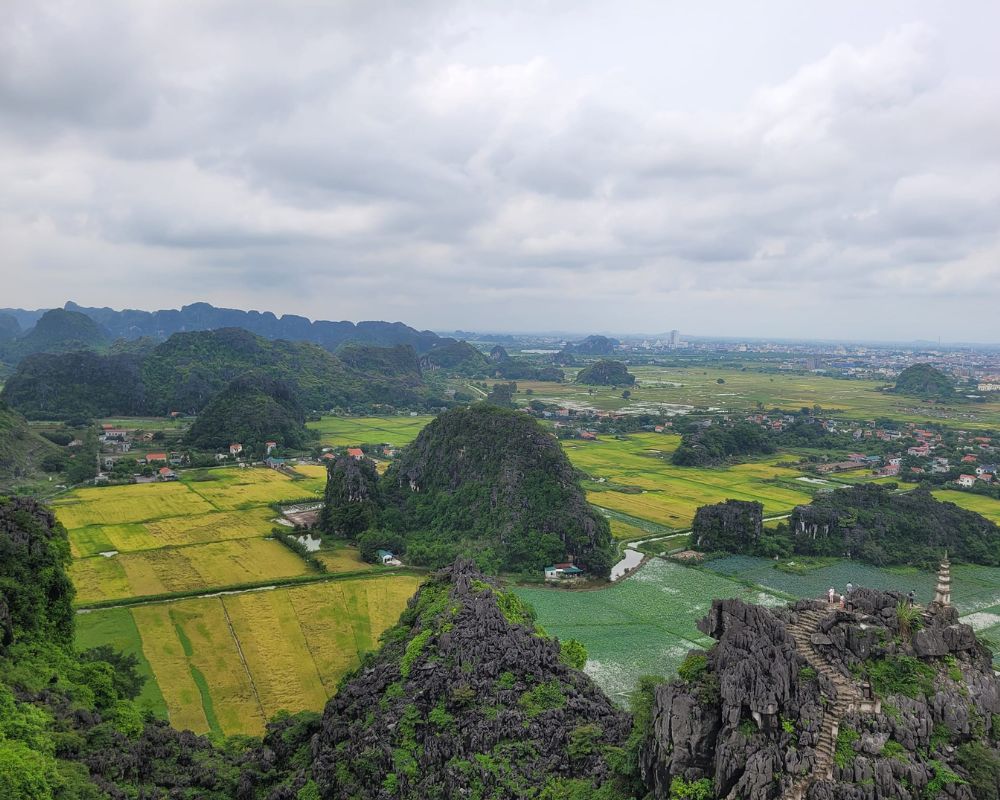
{"left": 229, "top": 443, "right": 243, "bottom": 456}
{"left": 346, "top": 447, "right": 364, "bottom": 460}
{"left": 962, "top": 454, "right": 978, "bottom": 464}
{"left": 376, "top": 549, "right": 401, "bottom": 566}
{"left": 265, "top": 441, "right": 278, "bottom": 455}
{"left": 544, "top": 563, "right": 584, "bottom": 581}
{"left": 265, "top": 456, "right": 286, "bottom": 470}
{"left": 580, "top": 431, "right": 597, "bottom": 440}
{"left": 157, "top": 467, "right": 178, "bottom": 481}
{"left": 146, "top": 452, "right": 168, "bottom": 464}
{"left": 956, "top": 474, "right": 977, "bottom": 488}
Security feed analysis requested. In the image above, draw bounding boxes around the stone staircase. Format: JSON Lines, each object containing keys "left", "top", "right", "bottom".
{"left": 781, "top": 606, "right": 873, "bottom": 800}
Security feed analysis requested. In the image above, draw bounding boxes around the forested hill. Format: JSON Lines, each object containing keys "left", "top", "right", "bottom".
{"left": 890, "top": 362, "right": 955, "bottom": 399}
{"left": 574, "top": 359, "right": 635, "bottom": 386}
{"left": 1, "top": 327, "right": 447, "bottom": 419}
{"left": 324, "top": 404, "right": 617, "bottom": 576}
{"left": 788, "top": 483, "right": 1000, "bottom": 567}
{"left": 0, "top": 300, "right": 444, "bottom": 353}
{"left": 0, "top": 308, "right": 110, "bottom": 365}
{"left": 184, "top": 373, "right": 309, "bottom": 451}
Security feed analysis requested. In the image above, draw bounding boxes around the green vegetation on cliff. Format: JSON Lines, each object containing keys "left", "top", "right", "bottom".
{"left": 310, "top": 559, "right": 637, "bottom": 800}
{"left": 784, "top": 483, "right": 1000, "bottom": 567}
{"left": 0, "top": 404, "right": 62, "bottom": 491}
{"left": 671, "top": 422, "right": 775, "bottom": 467}
{"left": 703, "top": 483, "right": 1000, "bottom": 568}
{"left": 575, "top": 360, "right": 635, "bottom": 386}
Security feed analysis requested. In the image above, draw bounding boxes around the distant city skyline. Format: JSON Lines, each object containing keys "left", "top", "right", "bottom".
{"left": 3, "top": 2, "right": 999, "bottom": 340}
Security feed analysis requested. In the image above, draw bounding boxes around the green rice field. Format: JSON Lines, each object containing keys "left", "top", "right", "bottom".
{"left": 516, "top": 366, "right": 1000, "bottom": 430}
{"left": 306, "top": 415, "right": 435, "bottom": 447}
{"left": 931, "top": 489, "right": 1000, "bottom": 524}
{"left": 564, "top": 433, "right": 835, "bottom": 530}
{"left": 516, "top": 559, "right": 787, "bottom": 700}
{"left": 521, "top": 553, "right": 1000, "bottom": 702}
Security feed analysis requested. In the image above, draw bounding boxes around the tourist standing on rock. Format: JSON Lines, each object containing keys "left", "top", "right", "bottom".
{"left": 846, "top": 582, "right": 854, "bottom": 595}
{"left": 908, "top": 590, "right": 916, "bottom": 607}
{"left": 828, "top": 586, "right": 836, "bottom": 604}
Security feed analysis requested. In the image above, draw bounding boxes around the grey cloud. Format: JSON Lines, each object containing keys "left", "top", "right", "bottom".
{"left": 1, "top": 2, "right": 1000, "bottom": 339}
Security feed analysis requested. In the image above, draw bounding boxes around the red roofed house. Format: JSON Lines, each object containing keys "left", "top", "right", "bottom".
{"left": 265, "top": 441, "right": 278, "bottom": 455}
{"left": 158, "top": 467, "right": 177, "bottom": 481}
{"left": 322, "top": 452, "right": 336, "bottom": 461}
{"left": 146, "top": 452, "right": 168, "bottom": 463}
{"left": 347, "top": 448, "right": 364, "bottom": 460}
{"left": 957, "top": 474, "right": 977, "bottom": 488}
{"left": 229, "top": 443, "right": 243, "bottom": 456}
{"left": 962, "top": 454, "right": 978, "bottom": 463}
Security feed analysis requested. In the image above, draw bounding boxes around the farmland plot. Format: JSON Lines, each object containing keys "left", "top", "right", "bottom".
{"left": 71, "top": 538, "right": 310, "bottom": 604}
{"left": 516, "top": 559, "right": 785, "bottom": 700}
{"left": 306, "top": 415, "right": 435, "bottom": 447}
{"left": 564, "top": 435, "right": 816, "bottom": 530}
{"left": 76, "top": 575, "right": 423, "bottom": 736}
{"left": 931, "top": 490, "right": 1000, "bottom": 525}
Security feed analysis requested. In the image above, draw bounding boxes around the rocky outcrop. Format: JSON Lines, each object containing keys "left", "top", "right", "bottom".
{"left": 642, "top": 598, "right": 825, "bottom": 800}
{"left": 320, "top": 454, "right": 381, "bottom": 538}
{"left": 642, "top": 591, "right": 1000, "bottom": 800}
{"left": 312, "top": 559, "right": 631, "bottom": 799}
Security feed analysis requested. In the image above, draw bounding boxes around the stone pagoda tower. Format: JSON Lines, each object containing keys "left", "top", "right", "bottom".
{"left": 933, "top": 552, "right": 951, "bottom": 607}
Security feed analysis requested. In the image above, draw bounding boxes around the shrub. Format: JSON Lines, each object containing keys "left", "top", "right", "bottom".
{"left": 957, "top": 741, "right": 1000, "bottom": 800}
{"left": 559, "top": 639, "right": 587, "bottom": 670}
{"left": 866, "top": 655, "right": 936, "bottom": 699}
{"left": 678, "top": 653, "right": 708, "bottom": 683}
{"left": 834, "top": 727, "right": 859, "bottom": 769}
{"left": 519, "top": 681, "right": 565, "bottom": 717}
{"left": 669, "top": 776, "right": 713, "bottom": 800}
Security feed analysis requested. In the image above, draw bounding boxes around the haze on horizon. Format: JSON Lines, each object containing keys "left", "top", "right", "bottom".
{"left": 2, "top": 1, "right": 999, "bottom": 342}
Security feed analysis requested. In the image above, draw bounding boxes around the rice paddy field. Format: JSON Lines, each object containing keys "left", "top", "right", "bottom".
{"left": 516, "top": 559, "right": 786, "bottom": 700}
{"left": 55, "top": 466, "right": 333, "bottom": 604}
{"left": 521, "top": 553, "right": 1000, "bottom": 702}
{"left": 516, "top": 366, "right": 1000, "bottom": 430}
{"left": 306, "top": 415, "right": 436, "bottom": 447}
{"left": 70, "top": 538, "right": 311, "bottom": 604}
{"left": 564, "top": 433, "right": 830, "bottom": 530}
{"left": 931, "top": 489, "right": 1000, "bottom": 524}
{"left": 75, "top": 574, "right": 423, "bottom": 736}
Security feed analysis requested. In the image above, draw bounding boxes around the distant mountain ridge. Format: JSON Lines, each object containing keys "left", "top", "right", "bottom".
{"left": 0, "top": 300, "right": 445, "bottom": 354}
{"left": 2, "top": 328, "right": 447, "bottom": 419}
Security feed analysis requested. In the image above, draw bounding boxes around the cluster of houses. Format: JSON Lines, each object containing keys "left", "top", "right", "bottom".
{"left": 96, "top": 425, "right": 187, "bottom": 482}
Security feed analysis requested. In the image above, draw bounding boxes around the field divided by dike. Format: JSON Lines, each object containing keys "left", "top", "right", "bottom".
{"left": 76, "top": 574, "right": 424, "bottom": 737}
{"left": 57, "top": 465, "right": 331, "bottom": 604}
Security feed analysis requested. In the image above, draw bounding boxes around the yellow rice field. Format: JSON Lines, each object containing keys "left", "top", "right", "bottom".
{"left": 70, "top": 539, "right": 310, "bottom": 604}
{"left": 77, "top": 574, "right": 424, "bottom": 736}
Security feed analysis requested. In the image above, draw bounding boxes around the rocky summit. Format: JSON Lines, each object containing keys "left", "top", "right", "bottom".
{"left": 311, "top": 558, "right": 632, "bottom": 799}
{"left": 642, "top": 589, "right": 1000, "bottom": 800}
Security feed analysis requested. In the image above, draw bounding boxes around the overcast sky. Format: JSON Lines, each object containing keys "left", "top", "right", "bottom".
{"left": 3, "top": 2, "right": 999, "bottom": 341}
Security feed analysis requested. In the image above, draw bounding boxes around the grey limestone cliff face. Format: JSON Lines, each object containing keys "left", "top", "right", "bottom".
{"left": 641, "top": 598, "right": 824, "bottom": 800}
{"left": 642, "top": 591, "right": 1000, "bottom": 800}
